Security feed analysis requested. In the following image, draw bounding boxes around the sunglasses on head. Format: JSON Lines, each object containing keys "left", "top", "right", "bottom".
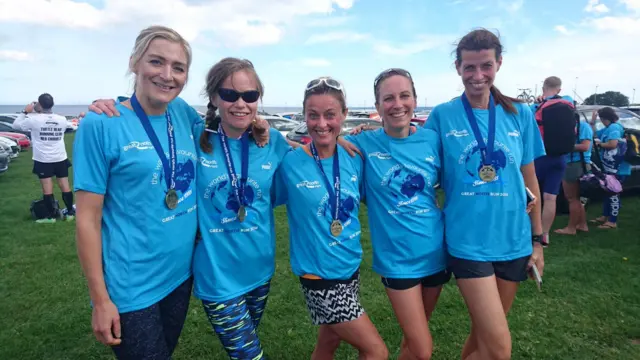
{"left": 373, "top": 68, "right": 413, "bottom": 89}
{"left": 305, "top": 77, "right": 345, "bottom": 94}
{"left": 217, "top": 88, "right": 260, "bottom": 103}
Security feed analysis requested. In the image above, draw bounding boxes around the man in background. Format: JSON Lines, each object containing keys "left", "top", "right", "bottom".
{"left": 13, "top": 93, "right": 75, "bottom": 223}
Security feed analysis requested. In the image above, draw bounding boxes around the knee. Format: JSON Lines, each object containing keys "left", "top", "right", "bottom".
{"left": 483, "top": 337, "right": 512, "bottom": 360}
{"left": 403, "top": 339, "right": 432, "bottom": 360}
{"left": 368, "top": 343, "right": 389, "bottom": 360}
{"left": 542, "top": 193, "right": 556, "bottom": 202}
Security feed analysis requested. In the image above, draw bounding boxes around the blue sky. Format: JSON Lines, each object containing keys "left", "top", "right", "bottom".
{"left": 0, "top": 0, "right": 639, "bottom": 107}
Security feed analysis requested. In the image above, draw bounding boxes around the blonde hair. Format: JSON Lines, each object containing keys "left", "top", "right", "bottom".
{"left": 128, "top": 25, "right": 192, "bottom": 84}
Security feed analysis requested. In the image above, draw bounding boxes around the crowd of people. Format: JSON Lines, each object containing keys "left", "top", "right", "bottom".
{"left": 0, "top": 23, "right": 606, "bottom": 360}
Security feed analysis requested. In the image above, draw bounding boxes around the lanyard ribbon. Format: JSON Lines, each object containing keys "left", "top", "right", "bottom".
{"left": 310, "top": 142, "right": 340, "bottom": 222}
{"left": 218, "top": 125, "right": 250, "bottom": 208}
{"left": 461, "top": 92, "right": 496, "bottom": 166}
{"left": 131, "top": 93, "right": 176, "bottom": 191}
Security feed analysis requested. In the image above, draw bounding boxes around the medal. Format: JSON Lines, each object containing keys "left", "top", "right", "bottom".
{"left": 461, "top": 92, "right": 497, "bottom": 182}
{"left": 479, "top": 165, "right": 496, "bottom": 182}
{"left": 310, "top": 142, "right": 343, "bottom": 237}
{"left": 330, "top": 220, "right": 343, "bottom": 237}
{"left": 238, "top": 205, "right": 247, "bottom": 222}
{"left": 165, "top": 189, "right": 179, "bottom": 210}
{"left": 219, "top": 125, "right": 250, "bottom": 223}
{"left": 131, "top": 93, "right": 179, "bottom": 211}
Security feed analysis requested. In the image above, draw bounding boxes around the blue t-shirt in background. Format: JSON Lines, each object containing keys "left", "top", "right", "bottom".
{"left": 597, "top": 123, "right": 630, "bottom": 176}
{"left": 192, "top": 127, "right": 291, "bottom": 302}
{"left": 426, "top": 98, "right": 544, "bottom": 261}
{"left": 277, "top": 145, "right": 364, "bottom": 280}
{"left": 345, "top": 127, "right": 446, "bottom": 278}
{"left": 566, "top": 121, "right": 593, "bottom": 164}
{"left": 73, "top": 97, "right": 200, "bottom": 313}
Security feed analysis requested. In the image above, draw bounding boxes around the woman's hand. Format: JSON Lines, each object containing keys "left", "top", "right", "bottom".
{"left": 526, "top": 195, "right": 538, "bottom": 214}
{"left": 337, "top": 136, "right": 362, "bottom": 158}
{"left": 251, "top": 116, "right": 270, "bottom": 147}
{"left": 89, "top": 99, "right": 120, "bottom": 117}
{"left": 528, "top": 242, "right": 545, "bottom": 277}
{"left": 92, "top": 300, "right": 122, "bottom": 346}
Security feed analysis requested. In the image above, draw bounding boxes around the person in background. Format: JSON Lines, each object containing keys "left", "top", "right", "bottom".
{"left": 426, "top": 29, "right": 544, "bottom": 360}
{"left": 277, "top": 77, "right": 388, "bottom": 360}
{"left": 74, "top": 26, "right": 200, "bottom": 359}
{"left": 13, "top": 93, "right": 75, "bottom": 223}
{"left": 554, "top": 113, "right": 593, "bottom": 235}
{"left": 589, "top": 107, "right": 630, "bottom": 229}
{"left": 343, "top": 68, "right": 448, "bottom": 360}
{"left": 531, "top": 76, "right": 574, "bottom": 246}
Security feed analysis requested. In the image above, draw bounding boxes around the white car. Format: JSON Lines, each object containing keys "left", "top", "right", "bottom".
{"left": 0, "top": 136, "right": 19, "bottom": 159}
{"left": 263, "top": 116, "right": 299, "bottom": 138}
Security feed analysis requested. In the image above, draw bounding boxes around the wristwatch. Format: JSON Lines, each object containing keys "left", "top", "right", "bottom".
{"left": 532, "top": 234, "right": 548, "bottom": 246}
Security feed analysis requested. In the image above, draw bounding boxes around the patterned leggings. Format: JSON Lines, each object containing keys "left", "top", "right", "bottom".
{"left": 202, "top": 280, "right": 271, "bottom": 360}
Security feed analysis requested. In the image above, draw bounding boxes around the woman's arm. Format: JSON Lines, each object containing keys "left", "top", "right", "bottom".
{"left": 597, "top": 139, "right": 619, "bottom": 150}
{"left": 574, "top": 139, "right": 592, "bottom": 152}
{"left": 521, "top": 162, "right": 545, "bottom": 276}
{"left": 76, "top": 191, "right": 121, "bottom": 346}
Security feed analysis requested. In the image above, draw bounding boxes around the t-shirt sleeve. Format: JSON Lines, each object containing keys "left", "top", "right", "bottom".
{"left": 607, "top": 124, "right": 623, "bottom": 140}
{"left": 521, "top": 104, "right": 545, "bottom": 166}
{"left": 271, "top": 128, "right": 292, "bottom": 159}
{"left": 343, "top": 133, "right": 364, "bottom": 153}
{"left": 424, "top": 107, "right": 441, "bottom": 134}
{"left": 12, "top": 113, "right": 36, "bottom": 131}
{"left": 271, "top": 161, "right": 289, "bottom": 208}
{"left": 579, "top": 122, "right": 593, "bottom": 141}
{"left": 73, "top": 114, "right": 109, "bottom": 195}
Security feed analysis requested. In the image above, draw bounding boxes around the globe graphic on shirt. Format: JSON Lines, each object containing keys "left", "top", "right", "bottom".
{"left": 464, "top": 146, "right": 508, "bottom": 181}
{"left": 322, "top": 194, "right": 356, "bottom": 223}
{"left": 158, "top": 159, "right": 195, "bottom": 193}
{"left": 385, "top": 167, "right": 426, "bottom": 199}
{"left": 208, "top": 179, "right": 256, "bottom": 215}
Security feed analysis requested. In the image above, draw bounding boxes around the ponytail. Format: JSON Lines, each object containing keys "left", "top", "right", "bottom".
{"left": 490, "top": 85, "right": 521, "bottom": 114}
{"left": 199, "top": 102, "right": 220, "bottom": 153}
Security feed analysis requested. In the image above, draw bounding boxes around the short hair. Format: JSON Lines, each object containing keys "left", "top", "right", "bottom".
{"left": 543, "top": 76, "right": 562, "bottom": 89}
{"left": 597, "top": 107, "right": 619, "bottom": 122}
{"left": 38, "top": 93, "right": 54, "bottom": 110}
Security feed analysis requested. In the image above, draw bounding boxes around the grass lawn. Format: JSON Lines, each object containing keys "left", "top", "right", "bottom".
{"left": 1, "top": 133, "right": 640, "bottom": 359}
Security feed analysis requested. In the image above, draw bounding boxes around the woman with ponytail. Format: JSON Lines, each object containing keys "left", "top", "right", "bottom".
{"left": 425, "top": 28, "right": 546, "bottom": 360}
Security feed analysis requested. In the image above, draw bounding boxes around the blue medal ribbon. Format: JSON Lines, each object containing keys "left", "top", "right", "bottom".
{"left": 218, "top": 125, "right": 250, "bottom": 209}
{"left": 130, "top": 93, "right": 176, "bottom": 192}
{"left": 309, "top": 142, "right": 340, "bottom": 225}
{"left": 461, "top": 92, "right": 496, "bottom": 167}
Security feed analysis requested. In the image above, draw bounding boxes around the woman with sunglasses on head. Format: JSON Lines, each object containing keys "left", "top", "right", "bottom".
{"left": 276, "top": 77, "right": 388, "bottom": 360}
{"left": 341, "top": 68, "right": 448, "bottom": 360}
{"left": 425, "top": 29, "right": 545, "bottom": 360}
{"left": 190, "top": 57, "right": 292, "bottom": 359}
{"left": 73, "top": 26, "right": 201, "bottom": 359}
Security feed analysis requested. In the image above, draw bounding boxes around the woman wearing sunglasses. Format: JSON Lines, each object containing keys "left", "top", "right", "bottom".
{"left": 276, "top": 77, "right": 389, "bottom": 360}
{"left": 342, "top": 68, "right": 448, "bottom": 360}
{"left": 426, "top": 29, "right": 545, "bottom": 360}
{"left": 74, "top": 26, "right": 201, "bottom": 359}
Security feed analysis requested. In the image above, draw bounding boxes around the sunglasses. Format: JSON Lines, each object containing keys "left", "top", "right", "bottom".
{"left": 373, "top": 68, "right": 413, "bottom": 89}
{"left": 305, "top": 77, "right": 345, "bottom": 94}
{"left": 217, "top": 88, "right": 260, "bottom": 103}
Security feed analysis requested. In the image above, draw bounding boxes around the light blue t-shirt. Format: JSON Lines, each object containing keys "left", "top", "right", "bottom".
{"left": 566, "top": 121, "right": 593, "bottom": 164}
{"left": 597, "top": 123, "right": 631, "bottom": 176}
{"left": 426, "top": 98, "right": 544, "bottom": 261}
{"left": 345, "top": 127, "right": 445, "bottom": 278}
{"left": 73, "top": 97, "right": 200, "bottom": 313}
{"left": 192, "top": 127, "right": 291, "bottom": 302}
{"left": 277, "top": 145, "right": 364, "bottom": 280}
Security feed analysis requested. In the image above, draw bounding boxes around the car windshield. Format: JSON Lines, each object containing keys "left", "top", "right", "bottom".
{"left": 584, "top": 110, "right": 640, "bottom": 131}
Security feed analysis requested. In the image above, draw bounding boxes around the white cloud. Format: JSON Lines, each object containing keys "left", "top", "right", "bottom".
{"left": 305, "top": 31, "right": 369, "bottom": 44}
{"left": 300, "top": 58, "right": 332, "bottom": 67}
{"left": 589, "top": 15, "right": 640, "bottom": 34}
{"left": 373, "top": 34, "right": 455, "bottom": 57}
{"left": 554, "top": 25, "right": 572, "bottom": 35}
{"left": 0, "top": 50, "right": 32, "bottom": 62}
{"left": 584, "top": 0, "right": 610, "bottom": 13}
{"left": 505, "top": 0, "right": 524, "bottom": 13}
{"left": 304, "top": 15, "right": 354, "bottom": 28}
{"left": 621, "top": 0, "right": 640, "bottom": 11}
{"left": 0, "top": 0, "right": 355, "bottom": 47}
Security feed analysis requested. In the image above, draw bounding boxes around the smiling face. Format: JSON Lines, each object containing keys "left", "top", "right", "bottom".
{"left": 131, "top": 38, "right": 188, "bottom": 109}
{"left": 304, "top": 93, "right": 347, "bottom": 149}
{"left": 376, "top": 75, "right": 417, "bottom": 132}
{"left": 212, "top": 70, "right": 259, "bottom": 136}
{"left": 456, "top": 49, "right": 501, "bottom": 98}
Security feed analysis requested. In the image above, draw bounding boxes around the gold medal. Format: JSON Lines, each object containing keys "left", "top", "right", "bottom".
{"left": 238, "top": 206, "right": 247, "bottom": 222}
{"left": 330, "top": 220, "right": 343, "bottom": 237}
{"left": 479, "top": 165, "right": 496, "bottom": 182}
{"left": 165, "top": 189, "right": 178, "bottom": 210}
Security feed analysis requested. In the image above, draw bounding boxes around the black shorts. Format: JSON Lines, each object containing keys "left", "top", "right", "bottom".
{"left": 381, "top": 270, "right": 452, "bottom": 290}
{"left": 32, "top": 159, "right": 71, "bottom": 179}
{"left": 448, "top": 254, "right": 530, "bottom": 282}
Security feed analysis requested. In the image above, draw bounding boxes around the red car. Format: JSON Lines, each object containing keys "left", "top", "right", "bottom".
{"left": 0, "top": 132, "right": 30, "bottom": 149}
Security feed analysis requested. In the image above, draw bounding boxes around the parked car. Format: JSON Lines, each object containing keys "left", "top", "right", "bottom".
{"left": 0, "top": 121, "right": 30, "bottom": 138}
{"left": 262, "top": 116, "right": 299, "bottom": 138}
{"left": 0, "top": 114, "right": 19, "bottom": 125}
{"left": 0, "top": 147, "right": 10, "bottom": 175}
{"left": 0, "top": 136, "right": 19, "bottom": 158}
{"left": 0, "top": 132, "right": 30, "bottom": 149}
{"left": 286, "top": 118, "right": 382, "bottom": 144}
{"left": 556, "top": 105, "right": 640, "bottom": 213}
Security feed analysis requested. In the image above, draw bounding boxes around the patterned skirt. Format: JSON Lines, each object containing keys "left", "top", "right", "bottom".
{"left": 299, "top": 271, "right": 365, "bottom": 325}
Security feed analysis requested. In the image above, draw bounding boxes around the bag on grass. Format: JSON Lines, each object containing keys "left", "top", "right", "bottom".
{"left": 579, "top": 163, "right": 623, "bottom": 196}
{"left": 30, "top": 198, "right": 61, "bottom": 220}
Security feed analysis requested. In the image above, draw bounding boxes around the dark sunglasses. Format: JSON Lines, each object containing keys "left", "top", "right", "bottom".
{"left": 217, "top": 88, "right": 260, "bottom": 103}
{"left": 373, "top": 68, "right": 413, "bottom": 89}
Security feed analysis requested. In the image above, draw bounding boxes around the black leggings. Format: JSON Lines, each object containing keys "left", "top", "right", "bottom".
{"left": 112, "top": 277, "right": 193, "bottom": 360}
